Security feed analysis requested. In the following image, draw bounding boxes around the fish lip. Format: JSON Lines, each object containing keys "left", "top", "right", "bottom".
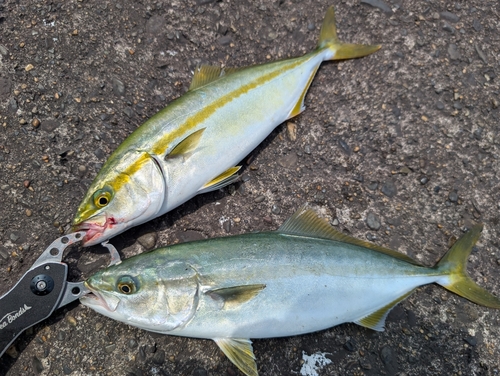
{"left": 81, "top": 283, "right": 118, "bottom": 312}
{"left": 72, "top": 216, "right": 116, "bottom": 246}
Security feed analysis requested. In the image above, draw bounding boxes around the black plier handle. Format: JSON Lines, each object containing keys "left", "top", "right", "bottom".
{"left": 0, "top": 232, "right": 88, "bottom": 357}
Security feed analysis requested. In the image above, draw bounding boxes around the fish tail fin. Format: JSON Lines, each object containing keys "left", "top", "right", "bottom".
{"left": 317, "top": 6, "right": 381, "bottom": 61}
{"left": 435, "top": 224, "right": 500, "bottom": 308}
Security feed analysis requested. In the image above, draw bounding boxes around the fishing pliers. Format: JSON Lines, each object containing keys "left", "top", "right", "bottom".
{"left": 0, "top": 232, "right": 121, "bottom": 357}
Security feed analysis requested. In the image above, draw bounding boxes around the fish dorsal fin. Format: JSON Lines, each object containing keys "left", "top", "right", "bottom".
{"left": 198, "top": 166, "right": 241, "bottom": 194}
{"left": 213, "top": 338, "right": 258, "bottom": 376}
{"left": 189, "top": 65, "right": 224, "bottom": 91}
{"left": 222, "top": 67, "right": 244, "bottom": 75}
{"left": 206, "top": 284, "right": 265, "bottom": 310}
{"left": 278, "top": 207, "right": 421, "bottom": 265}
{"left": 165, "top": 128, "right": 205, "bottom": 160}
{"left": 355, "top": 289, "right": 415, "bottom": 331}
{"left": 189, "top": 65, "right": 243, "bottom": 91}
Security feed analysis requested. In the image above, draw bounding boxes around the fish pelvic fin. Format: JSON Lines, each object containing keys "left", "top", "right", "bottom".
{"left": 317, "top": 6, "right": 381, "bottom": 61}
{"left": 435, "top": 224, "right": 500, "bottom": 309}
{"left": 214, "top": 338, "right": 258, "bottom": 376}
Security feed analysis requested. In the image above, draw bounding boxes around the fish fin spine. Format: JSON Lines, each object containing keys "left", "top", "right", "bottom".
{"left": 435, "top": 224, "right": 500, "bottom": 309}
{"left": 317, "top": 6, "right": 381, "bottom": 61}
{"left": 214, "top": 338, "right": 258, "bottom": 376}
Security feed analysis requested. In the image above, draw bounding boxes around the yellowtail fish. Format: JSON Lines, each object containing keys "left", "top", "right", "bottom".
{"left": 72, "top": 6, "right": 380, "bottom": 246}
{"left": 80, "top": 208, "right": 500, "bottom": 376}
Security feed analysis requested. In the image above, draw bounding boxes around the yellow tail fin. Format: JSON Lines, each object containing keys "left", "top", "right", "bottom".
{"left": 317, "top": 6, "right": 381, "bottom": 60}
{"left": 436, "top": 224, "right": 500, "bottom": 308}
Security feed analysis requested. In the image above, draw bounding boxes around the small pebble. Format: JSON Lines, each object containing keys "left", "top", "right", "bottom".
{"left": 151, "top": 350, "right": 165, "bottom": 365}
{"left": 448, "top": 190, "right": 458, "bottom": 202}
{"left": 254, "top": 195, "right": 265, "bottom": 203}
{"left": 63, "top": 364, "right": 73, "bottom": 375}
{"left": 128, "top": 339, "right": 138, "bottom": 349}
{"left": 217, "top": 35, "right": 232, "bottom": 46}
{"left": 26, "top": 209, "right": 32, "bottom": 217}
{"left": 271, "top": 205, "right": 281, "bottom": 215}
{"left": 137, "top": 232, "right": 158, "bottom": 250}
{"left": 25, "top": 64, "right": 34, "bottom": 71}
{"left": 381, "top": 180, "right": 397, "bottom": 197}
{"left": 32, "top": 356, "right": 44, "bottom": 374}
{"left": 32, "top": 118, "right": 40, "bottom": 128}
{"left": 66, "top": 315, "right": 77, "bottom": 326}
{"left": 366, "top": 212, "right": 381, "bottom": 231}
{"left": 105, "top": 344, "right": 116, "bottom": 353}
{"left": 286, "top": 122, "right": 297, "bottom": 141}
{"left": 464, "top": 336, "right": 477, "bottom": 347}
{"left": 440, "top": 11, "right": 460, "bottom": 23}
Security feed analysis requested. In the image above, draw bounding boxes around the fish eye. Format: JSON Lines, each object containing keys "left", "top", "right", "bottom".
{"left": 93, "top": 187, "right": 113, "bottom": 209}
{"left": 117, "top": 275, "right": 139, "bottom": 295}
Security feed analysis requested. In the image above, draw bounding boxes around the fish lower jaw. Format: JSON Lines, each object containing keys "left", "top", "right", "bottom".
{"left": 73, "top": 217, "right": 118, "bottom": 246}
{"left": 80, "top": 291, "right": 115, "bottom": 312}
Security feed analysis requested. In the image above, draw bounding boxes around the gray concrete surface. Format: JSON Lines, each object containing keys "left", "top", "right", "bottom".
{"left": 0, "top": 0, "right": 499, "bottom": 375}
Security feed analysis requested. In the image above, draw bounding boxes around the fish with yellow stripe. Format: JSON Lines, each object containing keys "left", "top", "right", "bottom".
{"left": 72, "top": 6, "right": 380, "bottom": 246}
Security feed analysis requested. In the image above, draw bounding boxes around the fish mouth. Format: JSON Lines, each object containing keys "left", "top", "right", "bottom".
{"left": 80, "top": 282, "right": 120, "bottom": 312}
{"left": 72, "top": 215, "right": 117, "bottom": 246}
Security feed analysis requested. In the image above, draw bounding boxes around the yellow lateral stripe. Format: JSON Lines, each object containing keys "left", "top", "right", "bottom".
{"left": 112, "top": 152, "right": 151, "bottom": 192}
{"left": 151, "top": 59, "right": 305, "bottom": 156}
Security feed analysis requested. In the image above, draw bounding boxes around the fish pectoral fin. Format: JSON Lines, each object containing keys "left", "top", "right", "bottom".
{"left": 206, "top": 284, "right": 266, "bottom": 309}
{"left": 165, "top": 128, "right": 206, "bottom": 160}
{"left": 214, "top": 338, "right": 258, "bottom": 376}
{"left": 198, "top": 166, "right": 241, "bottom": 194}
{"left": 278, "top": 206, "right": 421, "bottom": 265}
{"left": 354, "top": 289, "right": 415, "bottom": 331}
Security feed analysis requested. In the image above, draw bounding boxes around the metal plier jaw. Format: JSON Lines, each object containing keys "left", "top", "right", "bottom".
{"left": 0, "top": 232, "right": 89, "bottom": 357}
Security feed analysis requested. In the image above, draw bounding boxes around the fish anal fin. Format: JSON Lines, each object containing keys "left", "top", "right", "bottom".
{"left": 278, "top": 206, "right": 420, "bottom": 265}
{"left": 214, "top": 338, "right": 258, "bottom": 376}
{"left": 166, "top": 128, "right": 206, "bottom": 160}
{"left": 355, "top": 289, "right": 415, "bottom": 331}
{"left": 287, "top": 67, "right": 319, "bottom": 119}
{"left": 206, "top": 284, "right": 266, "bottom": 310}
{"left": 198, "top": 166, "right": 241, "bottom": 194}
{"left": 189, "top": 65, "right": 224, "bottom": 91}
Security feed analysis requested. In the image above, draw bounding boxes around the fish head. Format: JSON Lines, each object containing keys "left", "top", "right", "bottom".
{"left": 73, "top": 150, "right": 165, "bottom": 246}
{"left": 81, "top": 257, "right": 200, "bottom": 332}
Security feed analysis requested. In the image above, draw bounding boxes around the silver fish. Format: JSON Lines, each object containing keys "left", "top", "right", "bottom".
{"left": 81, "top": 207, "right": 500, "bottom": 376}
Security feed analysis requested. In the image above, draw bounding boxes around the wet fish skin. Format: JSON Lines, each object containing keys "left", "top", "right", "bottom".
{"left": 72, "top": 6, "right": 380, "bottom": 246}
{"left": 81, "top": 208, "right": 500, "bottom": 376}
